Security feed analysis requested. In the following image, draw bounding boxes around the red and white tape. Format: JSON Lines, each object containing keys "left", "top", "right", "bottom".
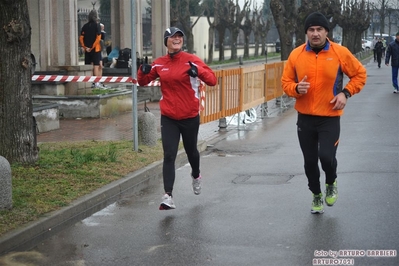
{"left": 31, "top": 75, "right": 161, "bottom": 86}
{"left": 31, "top": 74, "right": 205, "bottom": 109}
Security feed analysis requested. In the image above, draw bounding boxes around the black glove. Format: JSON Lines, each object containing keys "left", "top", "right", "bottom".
{"left": 141, "top": 57, "right": 151, "bottom": 74}
{"left": 187, "top": 61, "right": 198, "bottom": 78}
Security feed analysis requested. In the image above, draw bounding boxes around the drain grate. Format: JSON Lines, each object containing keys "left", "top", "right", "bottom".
{"left": 232, "top": 174, "right": 251, "bottom": 184}
{"left": 232, "top": 174, "right": 294, "bottom": 185}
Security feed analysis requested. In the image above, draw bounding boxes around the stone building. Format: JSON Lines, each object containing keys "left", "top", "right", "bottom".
{"left": 28, "top": 0, "right": 170, "bottom": 95}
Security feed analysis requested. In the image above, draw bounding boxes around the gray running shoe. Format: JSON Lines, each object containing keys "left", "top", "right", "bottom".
{"left": 159, "top": 194, "right": 176, "bottom": 210}
{"left": 192, "top": 175, "right": 202, "bottom": 195}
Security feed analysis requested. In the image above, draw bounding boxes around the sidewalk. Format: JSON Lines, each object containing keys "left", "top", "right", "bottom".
{"left": 36, "top": 101, "right": 161, "bottom": 143}
{"left": 36, "top": 100, "right": 225, "bottom": 146}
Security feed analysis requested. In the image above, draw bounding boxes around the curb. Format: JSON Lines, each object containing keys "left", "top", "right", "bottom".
{"left": 0, "top": 139, "right": 210, "bottom": 255}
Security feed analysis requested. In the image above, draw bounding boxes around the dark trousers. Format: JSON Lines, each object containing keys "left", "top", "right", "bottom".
{"left": 161, "top": 114, "right": 200, "bottom": 194}
{"left": 391, "top": 66, "right": 399, "bottom": 90}
{"left": 376, "top": 52, "right": 382, "bottom": 67}
{"left": 296, "top": 114, "right": 340, "bottom": 194}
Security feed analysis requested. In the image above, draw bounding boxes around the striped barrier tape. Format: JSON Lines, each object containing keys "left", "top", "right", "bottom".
{"left": 31, "top": 75, "right": 162, "bottom": 86}
{"left": 31, "top": 75, "right": 205, "bottom": 109}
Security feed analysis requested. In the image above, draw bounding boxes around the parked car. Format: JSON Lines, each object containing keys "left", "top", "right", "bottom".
{"left": 362, "top": 39, "right": 372, "bottom": 50}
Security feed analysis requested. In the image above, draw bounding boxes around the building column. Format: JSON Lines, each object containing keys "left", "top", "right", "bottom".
{"left": 151, "top": 0, "right": 170, "bottom": 59}
{"left": 110, "top": 0, "right": 143, "bottom": 57}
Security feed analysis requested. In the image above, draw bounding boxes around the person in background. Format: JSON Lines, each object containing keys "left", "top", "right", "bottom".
{"left": 98, "top": 23, "right": 108, "bottom": 88}
{"left": 281, "top": 12, "right": 367, "bottom": 214}
{"left": 99, "top": 23, "right": 105, "bottom": 74}
{"left": 79, "top": 10, "right": 106, "bottom": 89}
{"left": 374, "top": 38, "right": 384, "bottom": 68}
{"left": 382, "top": 38, "right": 387, "bottom": 58}
{"left": 385, "top": 32, "right": 399, "bottom": 93}
{"left": 372, "top": 37, "right": 378, "bottom": 62}
{"left": 137, "top": 27, "right": 217, "bottom": 210}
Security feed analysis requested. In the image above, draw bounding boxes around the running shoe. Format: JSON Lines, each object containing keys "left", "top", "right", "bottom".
{"left": 159, "top": 194, "right": 176, "bottom": 210}
{"left": 311, "top": 193, "right": 324, "bottom": 214}
{"left": 95, "top": 82, "right": 108, "bottom": 90}
{"left": 394, "top": 90, "right": 398, "bottom": 94}
{"left": 325, "top": 181, "right": 338, "bottom": 206}
{"left": 192, "top": 175, "right": 202, "bottom": 195}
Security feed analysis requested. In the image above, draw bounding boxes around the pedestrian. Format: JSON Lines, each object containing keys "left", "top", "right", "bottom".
{"left": 374, "top": 38, "right": 384, "bottom": 68}
{"left": 281, "top": 12, "right": 367, "bottom": 214}
{"left": 372, "top": 37, "right": 378, "bottom": 62}
{"left": 382, "top": 38, "right": 387, "bottom": 58}
{"left": 137, "top": 27, "right": 217, "bottom": 210}
{"left": 98, "top": 22, "right": 108, "bottom": 88}
{"left": 79, "top": 10, "right": 105, "bottom": 89}
{"left": 99, "top": 23, "right": 105, "bottom": 73}
{"left": 385, "top": 32, "right": 399, "bottom": 93}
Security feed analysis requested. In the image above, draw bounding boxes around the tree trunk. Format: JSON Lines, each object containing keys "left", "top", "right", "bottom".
{"left": 230, "top": 28, "right": 239, "bottom": 60}
{"left": 270, "top": 0, "right": 297, "bottom": 60}
{"left": 217, "top": 26, "right": 226, "bottom": 61}
{"left": 0, "top": 1, "right": 38, "bottom": 164}
{"left": 254, "top": 36, "right": 260, "bottom": 57}
{"left": 208, "top": 26, "right": 215, "bottom": 64}
{"left": 243, "top": 32, "right": 250, "bottom": 58}
{"left": 339, "top": 0, "right": 370, "bottom": 53}
{"left": 186, "top": 31, "right": 195, "bottom": 54}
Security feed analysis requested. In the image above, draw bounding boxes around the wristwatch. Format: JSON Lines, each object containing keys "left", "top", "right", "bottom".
{"left": 342, "top": 89, "right": 351, "bottom": 99}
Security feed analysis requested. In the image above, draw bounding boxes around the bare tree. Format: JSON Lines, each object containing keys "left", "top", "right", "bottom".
{"left": 338, "top": 0, "right": 370, "bottom": 53}
{"left": 370, "top": 0, "right": 392, "bottom": 35}
{"left": 253, "top": 6, "right": 262, "bottom": 57}
{"left": 270, "top": 0, "right": 298, "bottom": 60}
{"left": 203, "top": 0, "right": 217, "bottom": 63}
{"left": 170, "top": 0, "right": 203, "bottom": 53}
{"left": 240, "top": 3, "right": 255, "bottom": 58}
{"left": 0, "top": 0, "right": 38, "bottom": 164}
{"left": 296, "top": 0, "right": 341, "bottom": 47}
{"left": 254, "top": 0, "right": 273, "bottom": 57}
{"left": 211, "top": 0, "right": 231, "bottom": 61}
{"left": 386, "top": 2, "right": 399, "bottom": 36}
{"left": 229, "top": 0, "right": 250, "bottom": 60}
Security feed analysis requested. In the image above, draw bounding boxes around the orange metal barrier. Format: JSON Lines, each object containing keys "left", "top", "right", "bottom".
{"left": 200, "top": 61, "right": 286, "bottom": 124}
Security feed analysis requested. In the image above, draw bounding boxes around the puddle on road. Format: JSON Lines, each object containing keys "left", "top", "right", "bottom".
{"left": 81, "top": 203, "right": 117, "bottom": 226}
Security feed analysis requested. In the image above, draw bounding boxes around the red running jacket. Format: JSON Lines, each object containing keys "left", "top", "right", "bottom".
{"left": 138, "top": 51, "right": 217, "bottom": 120}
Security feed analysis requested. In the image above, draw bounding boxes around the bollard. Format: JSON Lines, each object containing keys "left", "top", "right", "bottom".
{"left": 218, "top": 117, "right": 227, "bottom": 132}
{"left": 138, "top": 111, "right": 158, "bottom": 146}
{"left": 0, "top": 155, "right": 12, "bottom": 210}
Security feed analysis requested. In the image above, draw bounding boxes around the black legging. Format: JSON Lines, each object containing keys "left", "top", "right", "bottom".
{"left": 296, "top": 114, "right": 340, "bottom": 194}
{"left": 161, "top": 114, "right": 200, "bottom": 194}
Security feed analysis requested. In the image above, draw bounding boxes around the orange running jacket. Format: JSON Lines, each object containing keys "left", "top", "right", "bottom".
{"left": 282, "top": 40, "right": 367, "bottom": 117}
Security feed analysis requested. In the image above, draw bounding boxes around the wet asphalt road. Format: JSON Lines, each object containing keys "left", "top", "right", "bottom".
{"left": 1, "top": 58, "right": 399, "bottom": 266}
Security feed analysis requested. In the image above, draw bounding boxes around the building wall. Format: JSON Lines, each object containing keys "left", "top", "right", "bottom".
{"left": 29, "top": 0, "right": 79, "bottom": 71}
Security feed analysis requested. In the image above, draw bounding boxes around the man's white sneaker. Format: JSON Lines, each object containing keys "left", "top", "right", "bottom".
{"left": 192, "top": 175, "right": 202, "bottom": 195}
{"left": 159, "top": 194, "right": 176, "bottom": 210}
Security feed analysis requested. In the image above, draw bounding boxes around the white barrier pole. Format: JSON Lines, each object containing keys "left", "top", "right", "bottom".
{"left": 131, "top": 0, "right": 138, "bottom": 151}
